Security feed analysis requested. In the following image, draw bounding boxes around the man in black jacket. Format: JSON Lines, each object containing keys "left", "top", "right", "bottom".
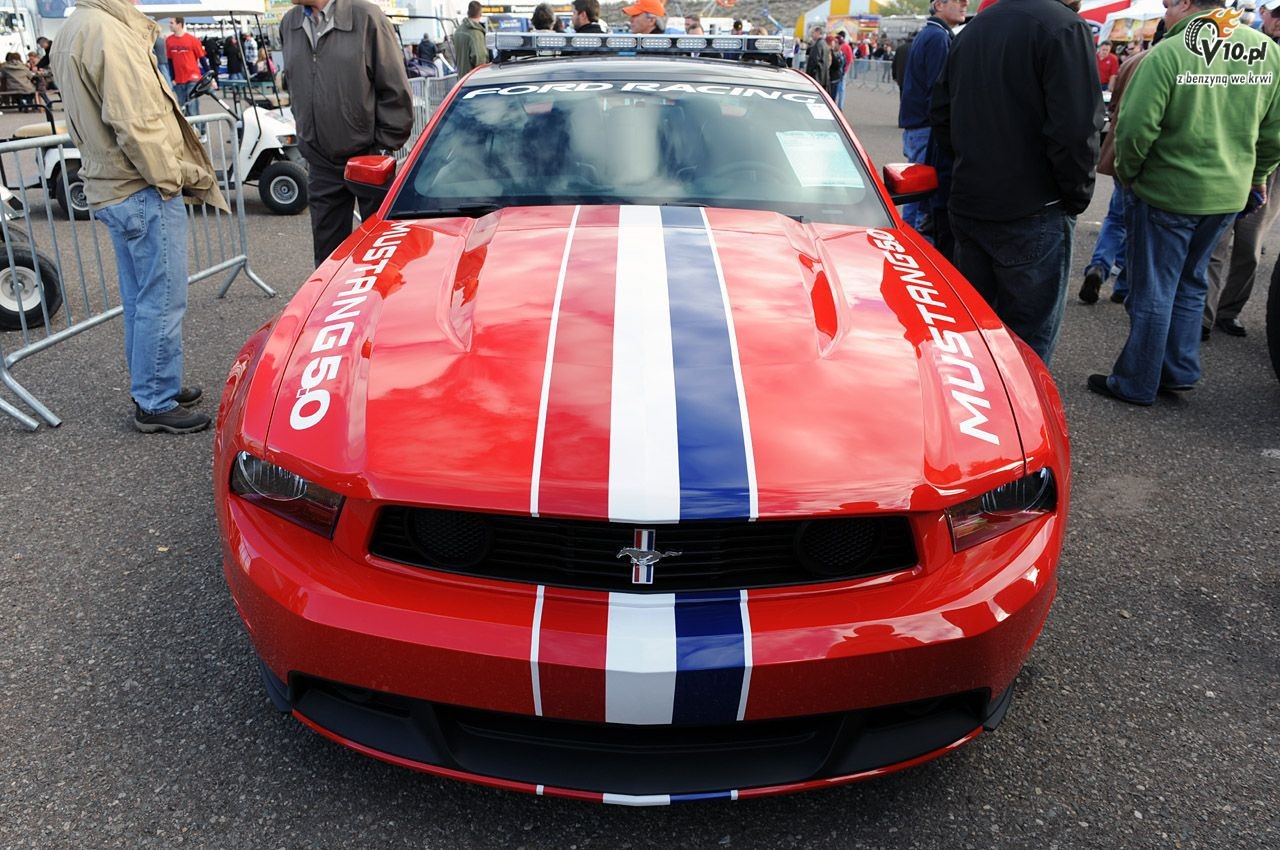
{"left": 930, "top": 0, "right": 1102, "bottom": 365}
{"left": 281, "top": 0, "right": 413, "bottom": 266}
{"left": 804, "top": 25, "right": 831, "bottom": 91}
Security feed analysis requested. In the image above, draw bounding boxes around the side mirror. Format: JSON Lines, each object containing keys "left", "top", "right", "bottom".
{"left": 883, "top": 163, "right": 938, "bottom": 206}
{"left": 344, "top": 155, "right": 396, "bottom": 200}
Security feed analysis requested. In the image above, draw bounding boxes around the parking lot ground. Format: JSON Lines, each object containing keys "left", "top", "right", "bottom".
{"left": 1, "top": 86, "right": 1277, "bottom": 850}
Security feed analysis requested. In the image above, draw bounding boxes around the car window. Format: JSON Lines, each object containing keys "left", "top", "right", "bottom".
{"left": 389, "top": 80, "right": 892, "bottom": 227}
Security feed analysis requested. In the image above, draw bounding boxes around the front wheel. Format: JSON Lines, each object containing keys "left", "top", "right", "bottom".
{"left": 0, "top": 246, "right": 63, "bottom": 331}
{"left": 259, "top": 159, "right": 308, "bottom": 215}
{"left": 54, "top": 166, "right": 91, "bottom": 220}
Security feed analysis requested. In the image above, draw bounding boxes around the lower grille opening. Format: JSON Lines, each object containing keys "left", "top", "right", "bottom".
{"left": 291, "top": 675, "right": 990, "bottom": 795}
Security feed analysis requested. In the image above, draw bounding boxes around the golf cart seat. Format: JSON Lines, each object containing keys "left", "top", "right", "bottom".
{"left": 251, "top": 72, "right": 290, "bottom": 109}
{"left": 12, "top": 120, "right": 66, "bottom": 139}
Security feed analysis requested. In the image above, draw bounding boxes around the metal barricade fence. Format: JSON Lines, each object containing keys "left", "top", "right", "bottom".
{"left": 396, "top": 75, "right": 458, "bottom": 165}
{"left": 845, "top": 59, "right": 898, "bottom": 94}
{"left": 0, "top": 111, "right": 274, "bottom": 431}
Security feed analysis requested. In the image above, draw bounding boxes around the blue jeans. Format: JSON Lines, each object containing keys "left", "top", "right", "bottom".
{"left": 1089, "top": 178, "right": 1129, "bottom": 297}
{"left": 901, "top": 126, "right": 931, "bottom": 236}
{"left": 1107, "top": 197, "right": 1232, "bottom": 403}
{"left": 950, "top": 206, "right": 1075, "bottom": 365}
{"left": 836, "top": 75, "right": 846, "bottom": 109}
{"left": 172, "top": 81, "right": 198, "bottom": 117}
{"left": 95, "top": 188, "right": 190, "bottom": 415}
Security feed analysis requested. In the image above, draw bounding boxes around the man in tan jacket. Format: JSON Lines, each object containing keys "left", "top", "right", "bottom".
{"left": 51, "top": 0, "right": 227, "bottom": 434}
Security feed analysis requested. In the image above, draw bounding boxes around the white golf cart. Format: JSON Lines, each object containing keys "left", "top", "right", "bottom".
{"left": 144, "top": 0, "right": 308, "bottom": 216}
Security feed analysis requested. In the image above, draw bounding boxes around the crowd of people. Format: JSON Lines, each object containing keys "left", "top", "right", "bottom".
{"left": 25, "top": 0, "right": 1280, "bottom": 434}
{"left": 860, "top": 0, "right": 1279, "bottom": 405}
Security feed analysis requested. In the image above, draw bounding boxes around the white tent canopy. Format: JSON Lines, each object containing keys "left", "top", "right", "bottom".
{"left": 1097, "top": 0, "right": 1165, "bottom": 42}
{"left": 137, "top": 0, "right": 268, "bottom": 19}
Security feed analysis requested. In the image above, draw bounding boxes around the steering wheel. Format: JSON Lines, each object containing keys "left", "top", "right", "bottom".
{"left": 702, "top": 159, "right": 791, "bottom": 186}
{"left": 192, "top": 71, "right": 218, "bottom": 98}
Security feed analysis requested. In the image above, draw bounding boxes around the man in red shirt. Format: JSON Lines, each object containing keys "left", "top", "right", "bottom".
{"left": 1096, "top": 41, "right": 1119, "bottom": 90}
{"left": 166, "top": 16, "right": 207, "bottom": 115}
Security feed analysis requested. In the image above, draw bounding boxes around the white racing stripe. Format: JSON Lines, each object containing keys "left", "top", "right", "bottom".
{"left": 530, "top": 206, "right": 581, "bottom": 517}
{"left": 603, "top": 793, "right": 672, "bottom": 806}
{"left": 530, "top": 585, "right": 545, "bottom": 716}
{"left": 604, "top": 592, "right": 677, "bottom": 724}
{"left": 609, "top": 205, "right": 680, "bottom": 523}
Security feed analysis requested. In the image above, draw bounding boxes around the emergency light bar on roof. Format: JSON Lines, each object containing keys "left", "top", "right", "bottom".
{"left": 486, "top": 32, "right": 792, "bottom": 60}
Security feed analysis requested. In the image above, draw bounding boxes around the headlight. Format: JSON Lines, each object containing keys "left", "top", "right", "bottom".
{"left": 229, "top": 451, "right": 343, "bottom": 537}
{"left": 946, "top": 468, "right": 1056, "bottom": 551}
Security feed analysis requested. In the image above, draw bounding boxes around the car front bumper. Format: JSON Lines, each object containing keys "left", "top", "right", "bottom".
{"left": 222, "top": 498, "right": 1059, "bottom": 801}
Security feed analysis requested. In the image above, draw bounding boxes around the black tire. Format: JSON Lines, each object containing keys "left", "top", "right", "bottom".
{"left": 259, "top": 159, "right": 308, "bottom": 215}
{"left": 1267, "top": 259, "right": 1280, "bottom": 382}
{"left": 54, "top": 166, "right": 91, "bottom": 220}
{"left": 0, "top": 246, "right": 63, "bottom": 331}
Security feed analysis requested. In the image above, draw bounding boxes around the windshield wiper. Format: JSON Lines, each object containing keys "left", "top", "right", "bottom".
{"left": 389, "top": 203, "right": 503, "bottom": 220}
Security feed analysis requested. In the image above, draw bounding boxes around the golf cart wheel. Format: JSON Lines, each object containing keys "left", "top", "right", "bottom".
{"left": 1267, "top": 259, "right": 1280, "bottom": 382}
{"left": 0, "top": 247, "right": 63, "bottom": 331}
{"left": 259, "top": 160, "right": 308, "bottom": 215}
{"left": 54, "top": 167, "right": 91, "bottom": 220}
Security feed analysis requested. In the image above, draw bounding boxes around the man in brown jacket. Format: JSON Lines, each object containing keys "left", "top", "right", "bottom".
{"left": 51, "top": 0, "right": 227, "bottom": 434}
{"left": 281, "top": 0, "right": 413, "bottom": 266}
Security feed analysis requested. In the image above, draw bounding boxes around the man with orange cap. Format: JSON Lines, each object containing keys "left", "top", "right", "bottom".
{"left": 623, "top": 0, "right": 665, "bottom": 34}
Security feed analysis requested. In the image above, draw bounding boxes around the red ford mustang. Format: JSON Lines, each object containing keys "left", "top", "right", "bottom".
{"left": 214, "top": 35, "right": 1069, "bottom": 805}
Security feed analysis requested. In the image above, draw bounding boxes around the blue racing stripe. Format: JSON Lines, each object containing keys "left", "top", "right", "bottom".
{"left": 672, "top": 590, "right": 746, "bottom": 725}
{"left": 671, "top": 791, "right": 736, "bottom": 803}
{"left": 660, "top": 205, "right": 751, "bottom": 520}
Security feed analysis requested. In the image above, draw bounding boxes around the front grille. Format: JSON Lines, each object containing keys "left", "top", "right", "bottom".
{"left": 368, "top": 508, "right": 917, "bottom": 591}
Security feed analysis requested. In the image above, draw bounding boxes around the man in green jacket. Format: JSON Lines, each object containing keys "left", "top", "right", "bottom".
{"left": 1090, "top": 0, "right": 1280, "bottom": 406}
{"left": 455, "top": 1, "right": 488, "bottom": 77}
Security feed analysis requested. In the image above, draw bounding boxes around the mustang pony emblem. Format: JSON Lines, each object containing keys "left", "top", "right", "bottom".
{"left": 616, "top": 529, "right": 682, "bottom": 585}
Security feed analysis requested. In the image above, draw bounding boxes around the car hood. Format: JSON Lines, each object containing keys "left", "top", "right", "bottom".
{"left": 263, "top": 205, "right": 1026, "bottom": 520}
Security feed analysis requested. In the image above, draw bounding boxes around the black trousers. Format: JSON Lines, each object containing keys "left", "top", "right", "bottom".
{"left": 306, "top": 156, "right": 383, "bottom": 268}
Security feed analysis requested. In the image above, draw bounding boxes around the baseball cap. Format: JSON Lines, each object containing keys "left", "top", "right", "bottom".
{"left": 622, "top": 0, "right": 666, "bottom": 16}
{"left": 1262, "top": 0, "right": 1280, "bottom": 12}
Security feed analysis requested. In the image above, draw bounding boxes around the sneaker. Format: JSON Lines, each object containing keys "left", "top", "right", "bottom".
{"left": 134, "top": 403, "right": 211, "bottom": 434}
{"left": 1109, "top": 290, "right": 1126, "bottom": 304}
{"left": 175, "top": 386, "right": 203, "bottom": 408}
{"left": 1086, "top": 373, "right": 1152, "bottom": 407}
{"left": 1078, "top": 265, "right": 1105, "bottom": 304}
{"left": 131, "top": 386, "right": 203, "bottom": 409}
{"left": 1215, "top": 317, "right": 1247, "bottom": 337}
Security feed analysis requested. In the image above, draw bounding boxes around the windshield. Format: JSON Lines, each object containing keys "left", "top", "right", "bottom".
{"left": 389, "top": 80, "right": 891, "bottom": 227}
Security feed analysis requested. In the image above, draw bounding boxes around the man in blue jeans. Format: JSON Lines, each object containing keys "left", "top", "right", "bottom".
{"left": 930, "top": 0, "right": 1102, "bottom": 364}
{"left": 1091, "top": 0, "right": 1280, "bottom": 405}
{"left": 52, "top": 0, "right": 227, "bottom": 433}
{"left": 897, "top": 0, "right": 966, "bottom": 237}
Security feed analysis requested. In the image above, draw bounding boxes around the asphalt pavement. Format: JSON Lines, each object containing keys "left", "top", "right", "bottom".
{"left": 1, "top": 84, "right": 1277, "bottom": 850}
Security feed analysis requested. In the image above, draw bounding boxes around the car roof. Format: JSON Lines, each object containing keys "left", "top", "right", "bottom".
{"left": 464, "top": 56, "right": 816, "bottom": 92}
